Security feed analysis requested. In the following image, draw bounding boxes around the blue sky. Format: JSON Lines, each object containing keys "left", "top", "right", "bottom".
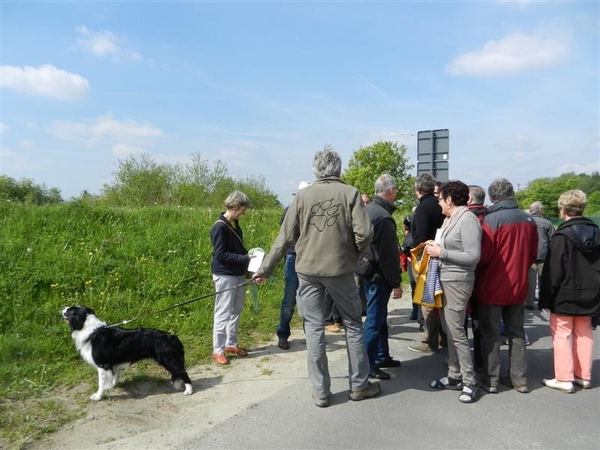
{"left": 1, "top": 1, "right": 598, "bottom": 202}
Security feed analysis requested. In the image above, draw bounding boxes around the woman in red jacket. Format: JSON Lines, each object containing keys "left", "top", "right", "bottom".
{"left": 539, "top": 189, "right": 600, "bottom": 393}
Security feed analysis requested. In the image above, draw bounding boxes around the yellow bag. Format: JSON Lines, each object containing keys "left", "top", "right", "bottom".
{"left": 410, "top": 241, "right": 443, "bottom": 308}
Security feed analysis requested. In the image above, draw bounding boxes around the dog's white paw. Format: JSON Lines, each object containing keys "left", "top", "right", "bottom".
{"left": 183, "top": 384, "right": 193, "bottom": 395}
{"left": 90, "top": 393, "right": 103, "bottom": 401}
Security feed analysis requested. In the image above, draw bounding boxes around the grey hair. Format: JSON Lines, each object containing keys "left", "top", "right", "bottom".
{"left": 414, "top": 173, "right": 436, "bottom": 195}
{"left": 529, "top": 201, "right": 544, "bottom": 214}
{"left": 558, "top": 189, "right": 587, "bottom": 216}
{"left": 375, "top": 174, "right": 396, "bottom": 194}
{"left": 312, "top": 145, "right": 342, "bottom": 179}
{"left": 224, "top": 191, "right": 252, "bottom": 210}
{"left": 488, "top": 178, "right": 515, "bottom": 203}
{"left": 468, "top": 185, "right": 486, "bottom": 205}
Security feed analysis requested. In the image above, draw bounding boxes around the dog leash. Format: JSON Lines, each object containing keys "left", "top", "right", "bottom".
{"left": 106, "top": 280, "right": 256, "bottom": 328}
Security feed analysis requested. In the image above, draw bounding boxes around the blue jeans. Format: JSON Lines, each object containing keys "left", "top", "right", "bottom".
{"left": 363, "top": 279, "right": 392, "bottom": 367}
{"left": 277, "top": 253, "right": 299, "bottom": 340}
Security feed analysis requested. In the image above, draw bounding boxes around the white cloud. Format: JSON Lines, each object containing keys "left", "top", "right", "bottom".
{"left": 19, "top": 140, "right": 35, "bottom": 149}
{"left": 75, "top": 26, "right": 142, "bottom": 62}
{"left": 445, "top": 32, "right": 569, "bottom": 77}
{"left": 0, "top": 123, "right": 8, "bottom": 134}
{"left": 48, "top": 114, "right": 163, "bottom": 144}
{"left": 112, "top": 144, "right": 144, "bottom": 158}
{"left": 0, "top": 65, "right": 89, "bottom": 100}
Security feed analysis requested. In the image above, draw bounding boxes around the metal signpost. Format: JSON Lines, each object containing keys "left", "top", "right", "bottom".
{"left": 417, "top": 129, "right": 449, "bottom": 182}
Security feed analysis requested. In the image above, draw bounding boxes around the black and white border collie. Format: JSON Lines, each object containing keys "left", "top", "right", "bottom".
{"left": 62, "top": 306, "right": 193, "bottom": 401}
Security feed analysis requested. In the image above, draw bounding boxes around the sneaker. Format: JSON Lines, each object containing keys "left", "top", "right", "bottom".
{"left": 543, "top": 378, "right": 575, "bottom": 393}
{"left": 325, "top": 324, "right": 342, "bottom": 333}
{"left": 574, "top": 378, "right": 592, "bottom": 389}
{"left": 408, "top": 343, "right": 435, "bottom": 354}
{"left": 225, "top": 346, "right": 248, "bottom": 357}
{"left": 369, "top": 368, "right": 391, "bottom": 380}
{"left": 500, "top": 376, "right": 529, "bottom": 393}
{"left": 482, "top": 385, "right": 498, "bottom": 394}
{"left": 312, "top": 393, "right": 330, "bottom": 408}
{"left": 377, "top": 357, "right": 401, "bottom": 368}
{"left": 277, "top": 338, "right": 290, "bottom": 350}
{"left": 349, "top": 382, "right": 381, "bottom": 401}
{"left": 458, "top": 384, "right": 480, "bottom": 403}
{"left": 212, "top": 353, "right": 229, "bottom": 365}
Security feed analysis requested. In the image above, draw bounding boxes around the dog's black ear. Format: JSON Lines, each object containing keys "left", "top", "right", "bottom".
{"left": 64, "top": 306, "right": 88, "bottom": 332}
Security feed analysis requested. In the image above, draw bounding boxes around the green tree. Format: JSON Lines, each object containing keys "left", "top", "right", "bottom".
{"left": 0, "top": 175, "right": 63, "bottom": 204}
{"left": 101, "top": 153, "right": 281, "bottom": 208}
{"left": 516, "top": 172, "right": 600, "bottom": 217}
{"left": 342, "top": 141, "right": 414, "bottom": 210}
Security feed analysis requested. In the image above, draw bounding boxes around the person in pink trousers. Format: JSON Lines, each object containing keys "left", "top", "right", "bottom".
{"left": 539, "top": 189, "right": 600, "bottom": 393}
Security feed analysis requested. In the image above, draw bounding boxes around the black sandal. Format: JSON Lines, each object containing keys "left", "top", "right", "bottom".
{"left": 458, "top": 384, "right": 480, "bottom": 403}
{"left": 430, "top": 376, "right": 463, "bottom": 390}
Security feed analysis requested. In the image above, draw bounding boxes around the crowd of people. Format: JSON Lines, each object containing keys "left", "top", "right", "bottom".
{"left": 209, "top": 147, "right": 600, "bottom": 407}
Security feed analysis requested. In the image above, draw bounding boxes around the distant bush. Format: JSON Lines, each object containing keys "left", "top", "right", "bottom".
{"left": 0, "top": 175, "right": 63, "bottom": 204}
{"left": 100, "top": 152, "right": 281, "bottom": 208}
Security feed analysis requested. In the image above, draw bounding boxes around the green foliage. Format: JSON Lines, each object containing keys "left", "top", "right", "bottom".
{"left": 0, "top": 201, "right": 287, "bottom": 448}
{"left": 342, "top": 141, "right": 415, "bottom": 214}
{"left": 101, "top": 152, "right": 281, "bottom": 208}
{"left": 0, "top": 175, "right": 63, "bottom": 205}
{"left": 515, "top": 172, "right": 600, "bottom": 216}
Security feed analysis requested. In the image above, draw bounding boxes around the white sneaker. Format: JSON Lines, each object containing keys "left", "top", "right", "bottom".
{"left": 542, "top": 378, "right": 576, "bottom": 393}
{"left": 573, "top": 378, "right": 592, "bottom": 389}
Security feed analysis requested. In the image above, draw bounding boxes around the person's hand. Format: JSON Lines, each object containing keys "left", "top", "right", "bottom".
{"left": 392, "top": 287, "right": 403, "bottom": 299}
{"left": 425, "top": 241, "right": 441, "bottom": 258}
{"left": 252, "top": 273, "right": 266, "bottom": 285}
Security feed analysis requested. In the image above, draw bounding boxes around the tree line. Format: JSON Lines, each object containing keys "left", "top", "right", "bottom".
{"left": 1, "top": 143, "right": 598, "bottom": 216}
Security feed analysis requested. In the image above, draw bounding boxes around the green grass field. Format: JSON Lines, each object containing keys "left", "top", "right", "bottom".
{"left": 0, "top": 201, "right": 287, "bottom": 449}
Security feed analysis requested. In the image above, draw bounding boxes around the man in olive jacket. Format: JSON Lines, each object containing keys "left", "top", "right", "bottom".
{"left": 253, "top": 147, "right": 379, "bottom": 407}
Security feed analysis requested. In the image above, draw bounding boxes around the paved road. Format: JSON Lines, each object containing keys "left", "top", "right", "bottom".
{"left": 178, "top": 294, "right": 600, "bottom": 450}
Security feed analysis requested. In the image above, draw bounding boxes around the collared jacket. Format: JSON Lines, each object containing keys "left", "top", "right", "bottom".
{"left": 475, "top": 199, "right": 538, "bottom": 306}
{"left": 438, "top": 207, "right": 482, "bottom": 283}
{"left": 365, "top": 195, "right": 401, "bottom": 289}
{"left": 539, "top": 217, "right": 600, "bottom": 316}
{"left": 412, "top": 193, "right": 445, "bottom": 246}
{"left": 530, "top": 212, "right": 555, "bottom": 262}
{"left": 210, "top": 213, "right": 250, "bottom": 276}
{"left": 258, "top": 176, "right": 373, "bottom": 277}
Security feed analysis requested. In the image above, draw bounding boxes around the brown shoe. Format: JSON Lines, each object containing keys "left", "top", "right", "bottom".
{"left": 225, "top": 346, "right": 248, "bottom": 357}
{"left": 325, "top": 324, "right": 342, "bottom": 333}
{"left": 212, "top": 353, "right": 229, "bottom": 365}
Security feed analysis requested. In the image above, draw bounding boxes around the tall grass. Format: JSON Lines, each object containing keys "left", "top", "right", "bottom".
{"left": 0, "top": 201, "right": 286, "bottom": 448}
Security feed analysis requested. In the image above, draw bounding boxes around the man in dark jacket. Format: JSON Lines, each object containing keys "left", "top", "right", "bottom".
{"left": 408, "top": 173, "right": 445, "bottom": 353}
{"left": 362, "top": 174, "right": 403, "bottom": 380}
{"left": 475, "top": 178, "right": 538, "bottom": 394}
{"left": 539, "top": 189, "right": 600, "bottom": 392}
{"left": 526, "top": 201, "right": 555, "bottom": 310}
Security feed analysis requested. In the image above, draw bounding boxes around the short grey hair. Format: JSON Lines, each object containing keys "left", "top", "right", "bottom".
{"left": 529, "top": 201, "right": 544, "bottom": 214}
{"left": 558, "top": 189, "right": 587, "bottom": 216}
{"left": 224, "top": 191, "right": 252, "bottom": 210}
{"left": 312, "top": 145, "right": 342, "bottom": 179}
{"left": 488, "top": 178, "right": 515, "bottom": 203}
{"left": 468, "top": 185, "right": 486, "bottom": 205}
{"left": 375, "top": 174, "right": 396, "bottom": 194}
{"left": 414, "top": 173, "right": 436, "bottom": 195}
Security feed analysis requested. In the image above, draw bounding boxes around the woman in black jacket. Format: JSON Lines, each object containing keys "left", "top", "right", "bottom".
{"left": 209, "top": 191, "right": 252, "bottom": 365}
{"left": 539, "top": 189, "right": 600, "bottom": 393}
